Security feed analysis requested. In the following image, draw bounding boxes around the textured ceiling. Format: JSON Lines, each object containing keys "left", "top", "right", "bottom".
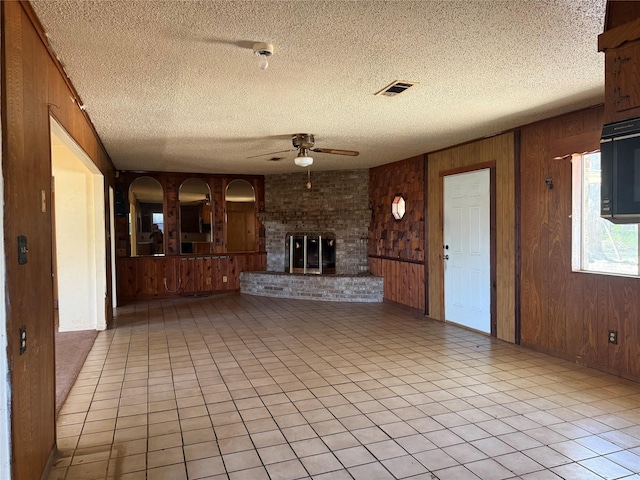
{"left": 31, "top": 0, "right": 607, "bottom": 174}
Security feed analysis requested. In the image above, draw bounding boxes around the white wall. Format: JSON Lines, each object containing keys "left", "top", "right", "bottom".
{"left": 51, "top": 121, "right": 106, "bottom": 332}
{"left": 0, "top": 184, "right": 10, "bottom": 476}
{"left": 0, "top": 34, "right": 13, "bottom": 476}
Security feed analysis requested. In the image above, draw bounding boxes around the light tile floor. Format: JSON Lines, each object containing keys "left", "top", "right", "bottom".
{"left": 47, "top": 294, "right": 640, "bottom": 480}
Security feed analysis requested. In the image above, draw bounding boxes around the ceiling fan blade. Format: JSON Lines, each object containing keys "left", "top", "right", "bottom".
{"left": 246, "top": 148, "right": 295, "bottom": 159}
{"left": 311, "top": 148, "right": 359, "bottom": 156}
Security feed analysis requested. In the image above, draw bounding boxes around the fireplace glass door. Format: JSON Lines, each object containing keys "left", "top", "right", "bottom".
{"left": 286, "top": 233, "right": 336, "bottom": 274}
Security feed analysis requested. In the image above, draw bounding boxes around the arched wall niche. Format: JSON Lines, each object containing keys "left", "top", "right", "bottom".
{"left": 129, "top": 176, "right": 164, "bottom": 256}
{"left": 179, "top": 178, "right": 212, "bottom": 254}
{"left": 225, "top": 179, "right": 257, "bottom": 252}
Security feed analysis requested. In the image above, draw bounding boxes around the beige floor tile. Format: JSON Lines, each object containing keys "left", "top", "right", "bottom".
{"left": 147, "top": 462, "right": 188, "bottom": 480}
{"left": 432, "top": 464, "right": 480, "bottom": 480}
{"left": 382, "top": 454, "right": 429, "bottom": 478}
{"left": 257, "top": 444, "right": 297, "bottom": 465}
{"left": 228, "top": 465, "right": 270, "bottom": 480}
{"left": 106, "top": 453, "right": 146, "bottom": 476}
{"left": 147, "top": 446, "right": 184, "bottom": 469}
{"left": 183, "top": 440, "right": 220, "bottom": 461}
{"left": 414, "top": 448, "right": 458, "bottom": 471}
{"left": 264, "top": 459, "right": 308, "bottom": 480}
{"left": 84, "top": 407, "right": 118, "bottom": 423}
{"left": 51, "top": 295, "right": 640, "bottom": 480}
{"left": 223, "top": 449, "right": 262, "bottom": 472}
{"left": 76, "top": 431, "right": 114, "bottom": 449}
{"left": 148, "top": 432, "right": 182, "bottom": 451}
{"left": 114, "top": 425, "right": 148, "bottom": 443}
{"left": 214, "top": 421, "right": 248, "bottom": 438}
{"left": 282, "top": 424, "right": 318, "bottom": 442}
{"left": 579, "top": 456, "right": 633, "bottom": 478}
{"left": 65, "top": 460, "right": 109, "bottom": 480}
{"left": 348, "top": 461, "right": 395, "bottom": 480}
{"left": 213, "top": 434, "right": 249, "bottom": 454}
{"left": 110, "top": 439, "right": 147, "bottom": 458}
{"left": 494, "top": 451, "right": 545, "bottom": 476}
{"left": 250, "top": 429, "right": 287, "bottom": 448}
{"left": 465, "top": 458, "right": 518, "bottom": 480}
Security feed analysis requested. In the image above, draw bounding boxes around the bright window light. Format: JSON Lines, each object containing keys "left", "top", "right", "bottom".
{"left": 572, "top": 152, "right": 639, "bottom": 276}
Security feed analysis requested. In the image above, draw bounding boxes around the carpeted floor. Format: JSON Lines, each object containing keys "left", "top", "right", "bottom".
{"left": 55, "top": 329, "right": 98, "bottom": 414}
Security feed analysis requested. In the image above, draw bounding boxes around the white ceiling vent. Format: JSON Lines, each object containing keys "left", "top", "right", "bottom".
{"left": 375, "top": 80, "right": 419, "bottom": 97}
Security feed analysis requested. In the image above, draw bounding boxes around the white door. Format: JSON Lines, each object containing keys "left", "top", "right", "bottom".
{"left": 443, "top": 169, "right": 491, "bottom": 333}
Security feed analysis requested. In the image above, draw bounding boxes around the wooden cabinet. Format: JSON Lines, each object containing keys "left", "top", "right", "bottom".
{"left": 599, "top": 10, "right": 640, "bottom": 123}
{"left": 202, "top": 203, "right": 211, "bottom": 224}
{"left": 604, "top": 39, "right": 640, "bottom": 122}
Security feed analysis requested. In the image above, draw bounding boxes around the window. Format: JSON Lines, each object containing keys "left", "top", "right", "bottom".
{"left": 152, "top": 213, "right": 164, "bottom": 234}
{"left": 572, "top": 152, "right": 639, "bottom": 276}
{"left": 392, "top": 195, "right": 406, "bottom": 220}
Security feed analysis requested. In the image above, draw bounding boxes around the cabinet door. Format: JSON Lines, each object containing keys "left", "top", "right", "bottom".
{"left": 605, "top": 41, "right": 640, "bottom": 121}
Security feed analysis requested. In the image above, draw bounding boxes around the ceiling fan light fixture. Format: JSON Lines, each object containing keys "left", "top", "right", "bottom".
{"left": 253, "top": 42, "right": 273, "bottom": 70}
{"left": 294, "top": 148, "right": 313, "bottom": 167}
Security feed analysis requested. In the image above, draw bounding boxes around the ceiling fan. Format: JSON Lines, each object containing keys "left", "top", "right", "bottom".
{"left": 248, "top": 134, "right": 359, "bottom": 167}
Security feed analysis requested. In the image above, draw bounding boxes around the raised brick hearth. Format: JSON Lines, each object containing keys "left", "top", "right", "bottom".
{"left": 240, "top": 271, "right": 383, "bottom": 302}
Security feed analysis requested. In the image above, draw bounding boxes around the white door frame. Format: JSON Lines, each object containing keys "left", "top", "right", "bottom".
{"left": 50, "top": 117, "right": 107, "bottom": 331}
{"left": 109, "top": 186, "right": 117, "bottom": 309}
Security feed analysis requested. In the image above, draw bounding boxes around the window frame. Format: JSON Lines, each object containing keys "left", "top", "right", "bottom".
{"left": 571, "top": 151, "right": 640, "bottom": 277}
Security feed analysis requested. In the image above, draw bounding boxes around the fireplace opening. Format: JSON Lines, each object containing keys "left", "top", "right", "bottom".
{"left": 285, "top": 232, "right": 336, "bottom": 274}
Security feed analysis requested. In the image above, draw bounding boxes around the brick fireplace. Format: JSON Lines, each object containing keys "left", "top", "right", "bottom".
{"left": 260, "top": 169, "right": 371, "bottom": 275}
{"left": 241, "top": 169, "right": 383, "bottom": 302}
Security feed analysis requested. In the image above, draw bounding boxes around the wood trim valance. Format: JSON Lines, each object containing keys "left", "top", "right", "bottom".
{"left": 550, "top": 130, "right": 601, "bottom": 160}
{"left": 598, "top": 16, "right": 640, "bottom": 51}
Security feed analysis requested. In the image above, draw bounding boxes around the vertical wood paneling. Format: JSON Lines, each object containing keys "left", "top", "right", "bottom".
{"left": 116, "top": 253, "right": 266, "bottom": 300}
{"left": 495, "top": 136, "right": 517, "bottom": 343}
{"left": 601, "top": 277, "right": 640, "bottom": 377}
{"left": 427, "top": 133, "right": 515, "bottom": 342}
{"left": 369, "top": 257, "right": 424, "bottom": 311}
{"left": 520, "top": 122, "right": 549, "bottom": 349}
{"left": 520, "top": 105, "right": 640, "bottom": 381}
{"left": 3, "top": 3, "right": 116, "bottom": 479}
{"left": 573, "top": 273, "right": 602, "bottom": 367}
{"left": 547, "top": 155, "right": 570, "bottom": 354}
{"left": 212, "top": 177, "right": 225, "bottom": 253}
{"left": 368, "top": 156, "right": 425, "bottom": 311}
{"left": 165, "top": 176, "right": 179, "bottom": 255}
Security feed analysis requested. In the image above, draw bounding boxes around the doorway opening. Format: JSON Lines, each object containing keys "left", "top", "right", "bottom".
{"left": 50, "top": 117, "right": 105, "bottom": 411}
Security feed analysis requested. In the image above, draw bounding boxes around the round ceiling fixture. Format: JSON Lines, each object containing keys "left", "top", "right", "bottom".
{"left": 294, "top": 148, "right": 313, "bottom": 167}
{"left": 253, "top": 42, "right": 274, "bottom": 70}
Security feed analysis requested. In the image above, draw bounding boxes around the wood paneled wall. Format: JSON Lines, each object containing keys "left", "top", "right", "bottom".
{"left": 116, "top": 171, "right": 265, "bottom": 258}
{"left": 369, "top": 156, "right": 425, "bottom": 310}
{"left": 115, "top": 172, "right": 266, "bottom": 300}
{"left": 3, "top": 3, "right": 116, "bottom": 479}
{"left": 117, "top": 253, "right": 266, "bottom": 299}
{"left": 427, "top": 134, "right": 516, "bottom": 342}
{"left": 369, "top": 257, "right": 425, "bottom": 311}
{"left": 520, "top": 105, "right": 640, "bottom": 380}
